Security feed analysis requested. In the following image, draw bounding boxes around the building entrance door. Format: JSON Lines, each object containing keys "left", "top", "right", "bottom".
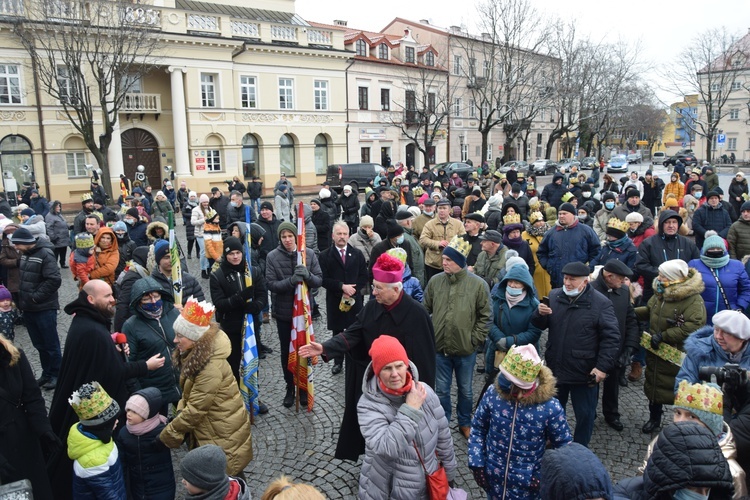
{"left": 121, "top": 129, "right": 161, "bottom": 188}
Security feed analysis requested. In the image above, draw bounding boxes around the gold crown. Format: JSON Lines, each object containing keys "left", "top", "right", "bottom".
{"left": 180, "top": 297, "right": 215, "bottom": 327}
{"left": 674, "top": 380, "right": 723, "bottom": 416}
{"left": 447, "top": 235, "right": 471, "bottom": 258}
{"left": 561, "top": 192, "right": 575, "bottom": 202}
{"left": 81, "top": 193, "right": 93, "bottom": 202}
{"left": 607, "top": 218, "right": 630, "bottom": 233}
{"left": 529, "top": 211, "right": 544, "bottom": 223}
{"left": 412, "top": 186, "right": 424, "bottom": 196}
{"left": 500, "top": 346, "right": 542, "bottom": 384}
{"left": 386, "top": 247, "right": 407, "bottom": 265}
{"left": 503, "top": 213, "right": 522, "bottom": 225}
{"left": 69, "top": 381, "right": 119, "bottom": 423}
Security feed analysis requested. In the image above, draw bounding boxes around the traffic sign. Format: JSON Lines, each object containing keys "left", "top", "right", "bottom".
{"left": 717, "top": 134, "right": 726, "bottom": 144}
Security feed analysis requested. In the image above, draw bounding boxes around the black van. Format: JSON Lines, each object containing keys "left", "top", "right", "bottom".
{"left": 325, "top": 163, "right": 384, "bottom": 192}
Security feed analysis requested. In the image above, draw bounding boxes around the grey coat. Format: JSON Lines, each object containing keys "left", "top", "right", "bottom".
{"left": 357, "top": 361, "right": 457, "bottom": 500}
{"left": 45, "top": 209, "right": 71, "bottom": 248}
{"left": 265, "top": 245, "right": 322, "bottom": 321}
{"left": 348, "top": 229, "right": 382, "bottom": 265}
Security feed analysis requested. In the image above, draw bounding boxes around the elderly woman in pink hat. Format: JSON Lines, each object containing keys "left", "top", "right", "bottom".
{"left": 468, "top": 344, "right": 572, "bottom": 499}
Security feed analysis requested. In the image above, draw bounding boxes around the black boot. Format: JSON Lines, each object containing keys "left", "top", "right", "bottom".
{"left": 283, "top": 386, "right": 295, "bottom": 408}
{"left": 300, "top": 390, "right": 308, "bottom": 407}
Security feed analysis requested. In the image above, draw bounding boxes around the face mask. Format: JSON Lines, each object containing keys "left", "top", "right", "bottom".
{"left": 141, "top": 299, "right": 163, "bottom": 313}
{"left": 673, "top": 489, "right": 709, "bottom": 500}
{"left": 582, "top": 192, "right": 591, "bottom": 198}
{"left": 563, "top": 284, "right": 584, "bottom": 297}
{"left": 423, "top": 210, "right": 434, "bottom": 216}
{"left": 230, "top": 201, "right": 240, "bottom": 208}
{"left": 396, "top": 235, "right": 405, "bottom": 244}
{"left": 695, "top": 192, "right": 703, "bottom": 198}
{"left": 125, "top": 218, "right": 135, "bottom": 226}
{"left": 705, "top": 249, "right": 725, "bottom": 258}
{"left": 578, "top": 214, "right": 588, "bottom": 221}
{"left": 115, "top": 232, "right": 126, "bottom": 240}
{"left": 605, "top": 201, "right": 615, "bottom": 210}
{"left": 506, "top": 287, "right": 523, "bottom": 296}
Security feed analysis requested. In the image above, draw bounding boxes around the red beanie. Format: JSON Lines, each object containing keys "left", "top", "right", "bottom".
{"left": 369, "top": 335, "right": 409, "bottom": 375}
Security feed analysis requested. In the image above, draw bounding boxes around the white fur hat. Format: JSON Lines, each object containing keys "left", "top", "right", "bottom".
{"left": 319, "top": 188, "right": 331, "bottom": 199}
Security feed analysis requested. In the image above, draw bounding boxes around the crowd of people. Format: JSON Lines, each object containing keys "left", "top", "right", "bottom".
{"left": 2, "top": 160, "right": 750, "bottom": 499}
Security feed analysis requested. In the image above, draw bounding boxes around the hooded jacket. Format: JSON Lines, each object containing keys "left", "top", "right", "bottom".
{"left": 542, "top": 442, "right": 613, "bottom": 500}
{"left": 540, "top": 174, "right": 568, "bottom": 209}
{"left": 677, "top": 325, "right": 750, "bottom": 389}
{"left": 114, "top": 247, "right": 151, "bottom": 331}
{"left": 18, "top": 239, "right": 60, "bottom": 312}
{"left": 469, "top": 367, "right": 572, "bottom": 499}
{"left": 68, "top": 423, "right": 127, "bottom": 500}
{"left": 89, "top": 227, "right": 119, "bottom": 287}
{"left": 693, "top": 202, "right": 733, "bottom": 248}
{"left": 24, "top": 214, "right": 48, "bottom": 242}
{"left": 688, "top": 258, "right": 750, "bottom": 322}
{"left": 45, "top": 202, "right": 71, "bottom": 248}
{"left": 357, "top": 361, "right": 457, "bottom": 500}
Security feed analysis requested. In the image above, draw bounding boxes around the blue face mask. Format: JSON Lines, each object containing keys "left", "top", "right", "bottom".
{"left": 141, "top": 299, "right": 163, "bottom": 313}
{"left": 695, "top": 191, "right": 703, "bottom": 198}
{"left": 673, "top": 489, "right": 709, "bottom": 500}
{"left": 506, "top": 287, "right": 524, "bottom": 296}
{"left": 605, "top": 201, "right": 615, "bottom": 210}
{"left": 396, "top": 235, "right": 405, "bottom": 244}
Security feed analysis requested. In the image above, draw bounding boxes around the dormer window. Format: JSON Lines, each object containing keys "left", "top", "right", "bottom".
{"left": 356, "top": 39, "right": 367, "bottom": 57}
{"left": 405, "top": 46, "right": 415, "bottom": 63}
{"left": 378, "top": 43, "right": 388, "bottom": 60}
{"left": 425, "top": 51, "right": 434, "bottom": 67}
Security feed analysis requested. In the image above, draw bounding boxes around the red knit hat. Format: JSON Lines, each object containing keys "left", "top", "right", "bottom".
{"left": 369, "top": 335, "right": 409, "bottom": 375}
{"left": 371, "top": 253, "right": 404, "bottom": 284}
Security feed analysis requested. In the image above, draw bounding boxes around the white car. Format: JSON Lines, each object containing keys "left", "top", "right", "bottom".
{"left": 652, "top": 151, "right": 666, "bottom": 165}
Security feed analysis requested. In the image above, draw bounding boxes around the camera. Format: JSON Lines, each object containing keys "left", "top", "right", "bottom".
{"left": 699, "top": 364, "right": 748, "bottom": 388}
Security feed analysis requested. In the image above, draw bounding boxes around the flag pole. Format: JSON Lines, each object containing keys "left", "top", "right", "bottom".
{"left": 295, "top": 201, "right": 304, "bottom": 413}
{"left": 239, "top": 204, "right": 259, "bottom": 423}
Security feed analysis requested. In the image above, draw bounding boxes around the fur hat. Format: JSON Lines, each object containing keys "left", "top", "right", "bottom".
{"left": 69, "top": 381, "right": 120, "bottom": 427}
{"left": 369, "top": 335, "right": 409, "bottom": 376}
{"left": 172, "top": 297, "right": 215, "bottom": 341}
{"left": 372, "top": 253, "right": 404, "bottom": 283}
{"left": 674, "top": 381, "right": 724, "bottom": 436}
{"left": 442, "top": 235, "right": 471, "bottom": 268}
{"left": 499, "top": 344, "right": 542, "bottom": 389}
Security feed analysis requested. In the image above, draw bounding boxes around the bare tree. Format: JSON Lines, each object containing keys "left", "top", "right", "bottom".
{"left": 666, "top": 27, "right": 745, "bottom": 162}
{"left": 13, "top": 0, "right": 161, "bottom": 199}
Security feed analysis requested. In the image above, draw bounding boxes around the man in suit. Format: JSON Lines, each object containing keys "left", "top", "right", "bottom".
{"left": 319, "top": 221, "right": 368, "bottom": 374}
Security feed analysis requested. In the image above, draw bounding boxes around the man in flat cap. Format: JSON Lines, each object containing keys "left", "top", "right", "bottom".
{"left": 532, "top": 261, "right": 620, "bottom": 446}
{"left": 461, "top": 212, "right": 485, "bottom": 267}
{"left": 591, "top": 260, "right": 640, "bottom": 431}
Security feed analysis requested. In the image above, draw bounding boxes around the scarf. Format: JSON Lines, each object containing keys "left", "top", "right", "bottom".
{"left": 503, "top": 234, "right": 523, "bottom": 249}
{"left": 607, "top": 234, "right": 630, "bottom": 249}
{"left": 378, "top": 371, "right": 414, "bottom": 396}
{"left": 700, "top": 254, "right": 730, "bottom": 269}
{"left": 138, "top": 302, "right": 163, "bottom": 320}
{"left": 527, "top": 223, "right": 549, "bottom": 237}
{"left": 505, "top": 289, "right": 527, "bottom": 308}
{"left": 126, "top": 414, "right": 167, "bottom": 436}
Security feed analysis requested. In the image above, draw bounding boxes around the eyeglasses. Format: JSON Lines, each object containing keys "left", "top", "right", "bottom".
{"left": 140, "top": 292, "right": 161, "bottom": 303}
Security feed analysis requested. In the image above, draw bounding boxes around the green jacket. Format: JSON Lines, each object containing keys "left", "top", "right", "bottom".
{"left": 403, "top": 228, "right": 425, "bottom": 288}
{"left": 424, "top": 268, "right": 491, "bottom": 356}
{"left": 473, "top": 246, "right": 508, "bottom": 288}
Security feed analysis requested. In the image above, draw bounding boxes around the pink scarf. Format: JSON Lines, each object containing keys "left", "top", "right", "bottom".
{"left": 126, "top": 414, "right": 167, "bottom": 436}
{"left": 505, "top": 289, "right": 527, "bottom": 308}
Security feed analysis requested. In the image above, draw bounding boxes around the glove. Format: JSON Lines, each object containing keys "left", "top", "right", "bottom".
{"left": 40, "top": 430, "right": 63, "bottom": 455}
{"left": 650, "top": 333, "right": 663, "bottom": 350}
{"left": 294, "top": 265, "right": 310, "bottom": 280}
{"left": 152, "top": 433, "right": 168, "bottom": 452}
{"left": 246, "top": 301, "right": 263, "bottom": 316}
{"left": 470, "top": 466, "right": 488, "bottom": 491}
{"left": 291, "top": 273, "right": 304, "bottom": 284}
{"left": 240, "top": 286, "right": 254, "bottom": 300}
{"left": 618, "top": 349, "right": 632, "bottom": 368}
{"left": 495, "top": 337, "right": 508, "bottom": 352}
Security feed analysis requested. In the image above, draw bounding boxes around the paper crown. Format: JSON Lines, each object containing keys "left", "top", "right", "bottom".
{"left": 446, "top": 235, "right": 471, "bottom": 258}
{"left": 75, "top": 232, "right": 94, "bottom": 249}
{"left": 499, "top": 344, "right": 543, "bottom": 389}
{"left": 561, "top": 192, "right": 575, "bottom": 202}
{"left": 528, "top": 211, "right": 545, "bottom": 223}
{"left": 412, "top": 186, "right": 424, "bottom": 196}
{"left": 674, "top": 380, "right": 723, "bottom": 416}
{"left": 607, "top": 217, "right": 630, "bottom": 233}
{"left": 526, "top": 182, "right": 535, "bottom": 189}
{"left": 173, "top": 296, "right": 215, "bottom": 341}
{"left": 81, "top": 193, "right": 93, "bottom": 203}
{"left": 69, "top": 381, "right": 120, "bottom": 426}
{"left": 503, "top": 213, "right": 521, "bottom": 225}
{"left": 386, "top": 247, "right": 408, "bottom": 265}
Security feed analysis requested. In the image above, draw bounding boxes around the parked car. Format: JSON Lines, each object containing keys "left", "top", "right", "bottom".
{"left": 663, "top": 153, "right": 698, "bottom": 168}
{"left": 581, "top": 157, "right": 598, "bottom": 170}
{"left": 607, "top": 155, "right": 628, "bottom": 173}
{"left": 627, "top": 153, "right": 642, "bottom": 164}
{"left": 557, "top": 159, "right": 581, "bottom": 173}
{"left": 652, "top": 151, "right": 667, "bottom": 165}
{"left": 325, "top": 163, "right": 384, "bottom": 192}
{"left": 532, "top": 159, "right": 558, "bottom": 175}
{"left": 434, "top": 161, "right": 476, "bottom": 181}
{"left": 497, "top": 160, "right": 530, "bottom": 175}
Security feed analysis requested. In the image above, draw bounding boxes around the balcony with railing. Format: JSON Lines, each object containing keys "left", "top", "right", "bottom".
{"left": 123, "top": 5, "right": 161, "bottom": 28}
{"left": 122, "top": 93, "right": 161, "bottom": 116}
{"left": 307, "top": 28, "right": 332, "bottom": 47}
{"left": 0, "top": 0, "right": 23, "bottom": 17}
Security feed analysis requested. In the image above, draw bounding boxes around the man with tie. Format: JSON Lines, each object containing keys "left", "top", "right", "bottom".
{"left": 319, "top": 221, "right": 368, "bottom": 375}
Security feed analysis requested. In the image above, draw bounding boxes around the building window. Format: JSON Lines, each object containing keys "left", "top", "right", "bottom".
{"left": 453, "top": 55, "right": 462, "bottom": 76}
{"left": 428, "top": 92, "right": 436, "bottom": 114}
{"left": 482, "top": 60, "right": 490, "bottom": 78}
{"left": 380, "top": 88, "right": 390, "bottom": 111}
{"left": 241, "top": 134, "right": 259, "bottom": 179}
{"left": 728, "top": 137, "right": 737, "bottom": 150}
{"left": 314, "top": 134, "right": 328, "bottom": 175}
{"left": 355, "top": 39, "right": 367, "bottom": 57}
{"left": 469, "top": 58, "right": 476, "bottom": 77}
{"left": 66, "top": 151, "right": 87, "bottom": 177}
{"left": 405, "top": 46, "right": 415, "bottom": 63}
{"left": 425, "top": 51, "right": 434, "bottom": 67}
{"left": 710, "top": 83, "right": 721, "bottom": 92}
{"left": 360, "top": 147, "right": 370, "bottom": 163}
{"left": 358, "top": 86, "right": 368, "bottom": 110}
{"left": 279, "top": 78, "right": 293, "bottom": 110}
{"left": 0, "top": 65, "right": 21, "bottom": 105}
{"left": 405, "top": 90, "right": 417, "bottom": 122}
{"left": 314, "top": 80, "right": 328, "bottom": 111}
{"left": 206, "top": 150, "right": 221, "bottom": 171}
{"left": 378, "top": 43, "right": 388, "bottom": 60}
{"left": 200, "top": 73, "right": 217, "bottom": 107}
{"left": 57, "top": 66, "right": 76, "bottom": 105}
{"left": 240, "top": 75, "right": 257, "bottom": 109}
{"left": 460, "top": 143, "right": 468, "bottom": 162}
{"left": 279, "top": 134, "right": 295, "bottom": 176}
{"left": 121, "top": 73, "right": 142, "bottom": 93}
{"left": 453, "top": 98, "right": 461, "bottom": 117}
{"left": 469, "top": 99, "right": 476, "bottom": 118}
{"left": 732, "top": 81, "right": 742, "bottom": 91}
{"left": 710, "top": 109, "right": 720, "bottom": 121}
{"left": 482, "top": 101, "right": 490, "bottom": 118}
{"left": 730, "top": 108, "right": 740, "bottom": 119}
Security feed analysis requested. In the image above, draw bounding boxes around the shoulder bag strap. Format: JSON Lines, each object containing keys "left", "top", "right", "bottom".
{"left": 710, "top": 268, "right": 732, "bottom": 310}
{"left": 413, "top": 442, "right": 428, "bottom": 473}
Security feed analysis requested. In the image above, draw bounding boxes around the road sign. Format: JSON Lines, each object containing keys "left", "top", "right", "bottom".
{"left": 717, "top": 134, "right": 726, "bottom": 144}
{"left": 682, "top": 142, "right": 686, "bottom": 147}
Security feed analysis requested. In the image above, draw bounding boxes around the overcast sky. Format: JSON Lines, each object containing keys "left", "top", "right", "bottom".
{"left": 297, "top": 0, "right": 750, "bottom": 106}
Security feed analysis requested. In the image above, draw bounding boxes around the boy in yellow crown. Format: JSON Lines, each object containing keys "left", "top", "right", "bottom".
{"left": 67, "top": 381, "right": 127, "bottom": 499}
{"left": 591, "top": 217, "right": 638, "bottom": 270}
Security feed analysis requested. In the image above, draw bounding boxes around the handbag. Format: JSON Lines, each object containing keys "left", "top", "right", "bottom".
{"left": 413, "top": 442, "right": 450, "bottom": 500}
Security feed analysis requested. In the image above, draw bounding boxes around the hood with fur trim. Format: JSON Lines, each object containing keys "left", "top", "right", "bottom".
{"left": 94, "top": 226, "right": 119, "bottom": 253}
{"left": 652, "top": 267, "right": 705, "bottom": 303}
{"left": 146, "top": 220, "right": 169, "bottom": 242}
{"left": 494, "top": 364, "right": 557, "bottom": 406}
{"left": 173, "top": 326, "right": 231, "bottom": 380}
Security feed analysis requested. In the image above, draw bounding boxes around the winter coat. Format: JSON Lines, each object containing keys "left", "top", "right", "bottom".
{"left": 628, "top": 223, "right": 657, "bottom": 249}
{"left": 319, "top": 244, "right": 367, "bottom": 332}
{"left": 122, "top": 278, "right": 181, "bottom": 405}
{"left": 522, "top": 226, "right": 552, "bottom": 299}
{"left": 190, "top": 205, "right": 207, "bottom": 238}
{"left": 593, "top": 207, "right": 616, "bottom": 242}
{"left": 160, "top": 327, "right": 253, "bottom": 475}
{"left": 117, "top": 422, "right": 175, "bottom": 500}
{"left": 424, "top": 268, "right": 491, "bottom": 356}
{"left": 357, "top": 361, "right": 457, "bottom": 500}
{"left": 728, "top": 218, "right": 750, "bottom": 260}
{"left": 540, "top": 175, "right": 567, "bottom": 209}
{"left": 339, "top": 192, "right": 361, "bottom": 226}
{"left": 321, "top": 197, "right": 338, "bottom": 222}
{"left": 705, "top": 171, "right": 720, "bottom": 192}
{"left": 689, "top": 258, "right": 750, "bottom": 322}
{"left": 226, "top": 203, "right": 247, "bottom": 227}
{"left": 591, "top": 236, "right": 638, "bottom": 271}
{"left": 90, "top": 226, "right": 119, "bottom": 287}
{"left": 729, "top": 179, "right": 748, "bottom": 217}
{"left": 370, "top": 240, "right": 414, "bottom": 284}
{"left": 182, "top": 201, "right": 198, "bottom": 240}
{"left": 151, "top": 200, "right": 173, "bottom": 219}
{"left": 635, "top": 269, "right": 705, "bottom": 405}
{"left": 635, "top": 210, "right": 701, "bottom": 298}
{"left": 486, "top": 265, "right": 541, "bottom": 371}
{"left": 692, "top": 203, "right": 732, "bottom": 248}
{"left": 209, "top": 194, "right": 230, "bottom": 229}
{"left": 255, "top": 215, "right": 280, "bottom": 258}
{"left": 45, "top": 205, "right": 71, "bottom": 248}
{"left": 274, "top": 194, "right": 290, "bottom": 221}
{"left": 536, "top": 220, "right": 600, "bottom": 288}
{"left": 0, "top": 229, "right": 20, "bottom": 294}
{"left": 591, "top": 273, "right": 640, "bottom": 363}
{"left": 23, "top": 214, "right": 48, "bottom": 241}
{"left": 18, "top": 239, "right": 60, "bottom": 312}
{"left": 70, "top": 252, "right": 96, "bottom": 289}
{"left": 150, "top": 268, "right": 204, "bottom": 306}
{"left": 349, "top": 229, "right": 382, "bottom": 265}
{"left": 419, "top": 216, "right": 466, "bottom": 269}
{"left": 312, "top": 208, "right": 331, "bottom": 251}
{"left": 68, "top": 424, "right": 127, "bottom": 500}
{"left": 114, "top": 249, "right": 151, "bottom": 331}
{"left": 0, "top": 344, "right": 55, "bottom": 500}
{"left": 29, "top": 196, "right": 49, "bottom": 217}
{"left": 401, "top": 264, "right": 423, "bottom": 302}
{"left": 611, "top": 202, "right": 654, "bottom": 230}
{"left": 468, "top": 367, "right": 572, "bottom": 499}
{"left": 663, "top": 180, "right": 685, "bottom": 204}
{"left": 265, "top": 245, "right": 322, "bottom": 321}
{"left": 474, "top": 246, "right": 509, "bottom": 289}
{"left": 677, "top": 325, "right": 750, "bottom": 390}
{"left": 115, "top": 234, "right": 137, "bottom": 280}
{"left": 127, "top": 219, "right": 149, "bottom": 247}
{"left": 485, "top": 206, "right": 503, "bottom": 232}
{"left": 247, "top": 180, "right": 263, "bottom": 200}
{"left": 303, "top": 204, "right": 318, "bottom": 253}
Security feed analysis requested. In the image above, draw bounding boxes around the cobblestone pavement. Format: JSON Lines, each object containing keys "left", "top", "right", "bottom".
{"left": 18, "top": 206, "right": 661, "bottom": 499}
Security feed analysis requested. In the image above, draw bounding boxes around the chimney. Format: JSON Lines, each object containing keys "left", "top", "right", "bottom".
{"left": 420, "top": 19, "right": 429, "bottom": 25}
{"left": 449, "top": 25, "right": 462, "bottom": 35}
{"left": 481, "top": 32, "right": 492, "bottom": 42}
{"left": 333, "top": 20, "right": 347, "bottom": 27}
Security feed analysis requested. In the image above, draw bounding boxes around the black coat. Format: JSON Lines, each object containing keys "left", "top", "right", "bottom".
{"left": 338, "top": 193, "right": 360, "bottom": 225}
{"left": 210, "top": 194, "right": 231, "bottom": 229}
{"left": 117, "top": 423, "right": 175, "bottom": 500}
{"left": 150, "top": 268, "right": 204, "bottom": 306}
{"left": 248, "top": 181, "right": 263, "bottom": 200}
{"left": 321, "top": 293, "right": 436, "bottom": 460}
{"left": 256, "top": 216, "right": 280, "bottom": 258}
{"left": 531, "top": 285, "right": 620, "bottom": 384}
{"left": 182, "top": 201, "right": 198, "bottom": 240}
{"left": 312, "top": 209, "right": 331, "bottom": 252}
{"left": 0, "top": 346, "right": 54, "bottom": 500}
{"left": 18, "top": 239, "right": 60, "bottom": 312}
{"left": 48, "top": 292, "right": 149, "bottom": 500}
{"left": 319, "top": 244, "right": 368, "bottom": 333}
{"left": 265, "top": 245, "right": 322, "bottom": 321}
{"left": 591, "top": 274, "right": 640, "bottom": 365}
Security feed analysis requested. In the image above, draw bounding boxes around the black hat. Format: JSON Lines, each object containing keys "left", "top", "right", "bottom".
{"left": 626, "top": 189, "right": 640, "bottom": 199}
{"left": 603, "top": 259, "right": 633, "bottom": 278}
{"left": 707, "top": 190, "right": 721, "bottom": 199}
{"left": 602, "top": 191, "right": 617, "bottom": 202}
{"left": 386, "top": 220, "right": 404, "bottom": 239}
{"left": 260, "top": 201, "right": 273, "bottom": 212}
{"left": 741, "top": 201, "right": 750, "bottom": 212}
{"left": 465, "top": 213, "right": 485, "bottom": 223}
{"left": 10, "top": 227, "right": 35, "bottom": 244}
{"left": 126, "top": 207, "right": 140, "bottom": 219}
{"left": 479, "top": 230, "right": 502, "bottom": 243}
{"left": 436, "top": 199, "right": 451, "bottom": 207}
{"left": 645, "top": 170, "right": 653, "bottom": 176}
{"left": 223, "top": 236, "right": 244, "bottom": 255}
{"left": 423, "top": 198, "right": 436, "bottom": 206}
{"left": 395, "top": 210, "right": 413, "bottom": 221}
{"left": 714, "top": 186, "right": 724, "bottom": 195}
{"left": 511, "top": 183, "right": 522, "bottom": 193}
{"left": 558, "top": 202, "right": 576, "bottom": 215}
{"left": 211, "top": 186, "right": 220, "bottom": 193}
{"left": 561, "top": 262, "right": 591, "bottom": 277}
